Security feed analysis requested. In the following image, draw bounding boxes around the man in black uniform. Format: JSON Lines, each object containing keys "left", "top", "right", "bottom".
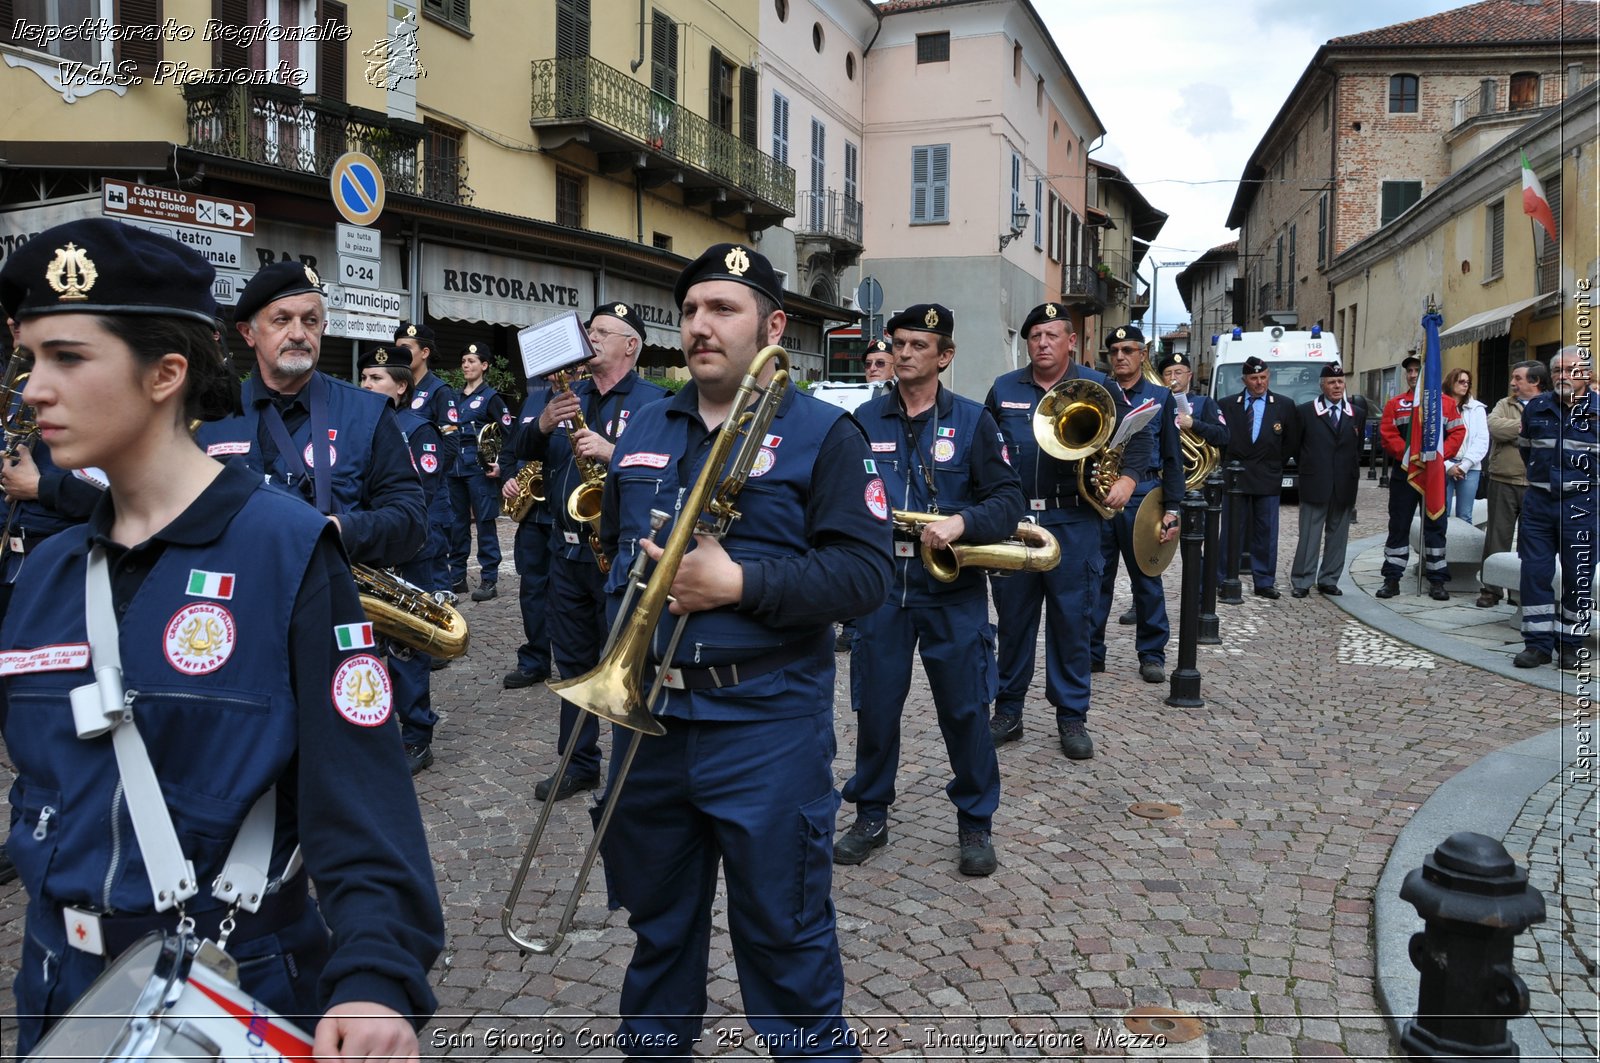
{"left": 196, "top": 262, "right": 425, "bottom": 568}
{"left": 1216, "top": 355, "right": 1299, "bottom": 598}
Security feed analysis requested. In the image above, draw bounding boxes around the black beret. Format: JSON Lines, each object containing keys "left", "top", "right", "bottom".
{"left": 865, "top": 338, "right": 890, "bottom": 355}
{"left": 1240, "top": 356, "right": 1268, "bottom": 375}
{"left": 0, "top": 218, "right": 218, "bottom": 325}
{"left": 886, "top": 303, "right": 954, "bottom": 339}
{"left": 395, "top": 321, "right": 435, "bottom": 347}
{"left": 589, "top": 302, "right": 647, "bottom": 343}
{"left": 1320, "top": 362, "right": 1346, "bottom": 378}
{"left": 1401, "top": 355, "right": 1421, "bottom": 369}
{"left": 674, "top": 243, "right": 784, "bottom": 307}
{"left": 1158, "top": 351, "right": 1191, "bottom": 372}
{"left": 460, "top": 342, "right": 491, "bottom": 361}
{"left": 1020, "top": 302, "right": 1070, "bottom": 336}
{"left": 1106, "top": 324, "right": 1145, "bottom": 346}
{"left": 357, "top": 346, "right": 407, "bottom": 373}
{"left": 234, "top": 260, "right": 324, "bottom": 322}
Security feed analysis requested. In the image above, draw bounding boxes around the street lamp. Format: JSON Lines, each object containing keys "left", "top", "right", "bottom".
{"left": 998, "top": 204, "right": 1032, "bottom": 251}
{"left": 1148, "top": 259, "right": 1188, "bottom": 352}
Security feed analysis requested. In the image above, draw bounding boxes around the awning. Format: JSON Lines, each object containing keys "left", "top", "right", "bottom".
{"left": 426, "top": 293, "right": 572, "bottom": 329}
{"left": 1438, "top": 292, "right": 1558, "bottom": 348}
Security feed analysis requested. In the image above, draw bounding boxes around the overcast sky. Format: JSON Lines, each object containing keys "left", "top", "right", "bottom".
{"left": 1039, "top": 0, "right": 1467, "bottom": 336}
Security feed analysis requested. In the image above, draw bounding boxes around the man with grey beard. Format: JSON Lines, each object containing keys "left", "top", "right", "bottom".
{"left": 195, "top": 260, "right": 425, "bottom": 567}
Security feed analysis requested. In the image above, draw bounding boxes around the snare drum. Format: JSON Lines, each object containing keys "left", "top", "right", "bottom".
{"left": 27, "top": 932, "right": 313, "bottom": 1062}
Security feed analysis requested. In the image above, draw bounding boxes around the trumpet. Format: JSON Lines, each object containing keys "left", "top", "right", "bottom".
{"left": 352, "top": 564, "right": 470, "bottom": 659}
{"left": 502, "top": 461, "right": 545, "bottom": 521}
{"left": 891, "top": 510, "right": 1060, "bottom": 581}
{"left": 501, "top": 345, "right": 792, "bottom": 956}
{"left": 1031, "top": 377, "right": 1127, "bottom": 518}
{"left": 550, "top": 370, "right": 609, "bottom": 573}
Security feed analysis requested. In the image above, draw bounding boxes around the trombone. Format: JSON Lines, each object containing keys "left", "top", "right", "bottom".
{"left": 501, "top": 345, "right": 792, "bottom": 955}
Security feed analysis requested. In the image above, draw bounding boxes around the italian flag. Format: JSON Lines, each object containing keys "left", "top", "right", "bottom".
{"left": 335, "top": 623, "right": 375, "bottom": 651}
{"left": 186, "top": 570, "right": 235, "bottom": 599}
{"left": 1522, "top": 150, "right": 1557, "bottom": 240}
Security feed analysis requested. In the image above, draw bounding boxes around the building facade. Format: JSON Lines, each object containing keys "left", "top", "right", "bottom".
{"left": 1175, "top": 240, "right": 1240, "bottom": 388}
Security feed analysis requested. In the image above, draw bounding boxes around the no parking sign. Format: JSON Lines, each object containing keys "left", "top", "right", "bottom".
{"left": 330, "top": 152, "right": 386, "bottom": 226}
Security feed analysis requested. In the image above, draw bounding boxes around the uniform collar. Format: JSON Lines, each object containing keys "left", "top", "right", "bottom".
{"left": 891, "top": 381, "right": 954, "bottom": 419}
{"left": 85, "top": 461, "right": 260, "bottom": 553}
{"left": 247, "top": 371, "right": 316, "bottom": 413}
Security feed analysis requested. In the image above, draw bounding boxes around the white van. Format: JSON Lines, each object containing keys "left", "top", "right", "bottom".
{"left": 1208, "top": 325, "right": 1344, "bottom": 493}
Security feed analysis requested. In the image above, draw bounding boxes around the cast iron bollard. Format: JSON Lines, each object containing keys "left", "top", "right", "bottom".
{"left": 1218, "top": 460, "right": 1245, "bottom": 605}
{"left": 1399, "top": 831, "right": 1546, "bottom": 1060}
{"left": 1199, "top": 468, "right": 1223, "bottom": 643}
{"left": 1165, "top": 491, "right": 1206, "bottom": 707}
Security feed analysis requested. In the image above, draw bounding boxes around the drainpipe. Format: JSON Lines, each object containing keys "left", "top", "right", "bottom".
{"left": 630, "top": 0, "right": 645, "bottom": 72}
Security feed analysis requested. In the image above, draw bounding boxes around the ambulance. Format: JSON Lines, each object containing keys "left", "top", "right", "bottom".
{"left": 1208, "top": 325, "right": 1344, "bottom": 493}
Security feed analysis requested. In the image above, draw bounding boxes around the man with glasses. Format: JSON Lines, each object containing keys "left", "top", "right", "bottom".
{"left": 863, "top": 337, "right": 895, "bottom": 384}
{"left": 1515, "top": 347, "right": 1595, "bottom": 671}
{"left": 516, "top": 303, "right": 668, "bottom": 800}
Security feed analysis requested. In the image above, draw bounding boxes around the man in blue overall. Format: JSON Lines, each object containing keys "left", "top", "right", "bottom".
{"left": 501, "top": 379, "right": 555, "bottom": 689}
{"left": 986, "top": 304, "right": 1151, "bottom": 760}
{"left": 1090, "top": 325, "right": 1182, "bottom": 684}
{"left": 518, "top": 302, "right": 667, "bottom": 801}
{"left": 835, "top": 301, "right": 1021, "bottom": 875}
{"left": 394, "top": 321, "right": 458, "bottom": 599}
{"left": 597, "top": 243, "right": 891, "bottom": 1060}
{"left": 195, "top": 262, "right": 425, "bottom": 569}
{"left": 1515, "top": 346, "right": 1596, "bottom": 672}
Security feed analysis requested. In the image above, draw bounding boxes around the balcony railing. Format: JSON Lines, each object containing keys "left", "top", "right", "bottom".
{"left": 183, "top": 83, "right": 473, "bottom": 205}
{"left": 1061, "top": 264, "right": 1108, "bottom": 308}
{"left": 796, "top": 188, "right": 863, "bottom": 246}
{"left": 530, "top": 55, "right": 794, "bottom": 217}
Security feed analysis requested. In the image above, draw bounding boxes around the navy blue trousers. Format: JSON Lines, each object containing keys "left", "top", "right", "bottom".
{"left": 1220, "top": 494, "right": 1280, "bottom": 588}
{"left": 991, "top": 511, "right": 1101, "bottom": 723}
{"left": 843, "top": 596, "right": 999, "bottom": 832}
{"left": 513, "top": 519, "right": 553, "bottom": 678}
{"left": 548, "top": 554, "right": 606, "bottom": 777}
{"left": 1091, "top": 481, "right": 1170, "bottom": 666}
{"left": 427, "top": 477, "right": 454, "bottom": 592}
{"left": 1519, "top": 487, "right": 1595, "bottom": 654}
{"left": 447, "top": 471, "right": 503, "bottom": 586}
{"left": 391, "top": 556, "right": 438, "bottom": 747}
{"left": 1381, "top": 473, "right": 1448, "bottom": 585}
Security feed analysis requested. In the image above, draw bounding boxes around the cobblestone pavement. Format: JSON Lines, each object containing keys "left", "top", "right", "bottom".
{"left": 0, "top": 477, "right": 1588, "bottom": 1060}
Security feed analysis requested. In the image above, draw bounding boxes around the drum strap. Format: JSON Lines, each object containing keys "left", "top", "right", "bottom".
{"left": 72, "top": 546, "right": 281, "bottom": 921}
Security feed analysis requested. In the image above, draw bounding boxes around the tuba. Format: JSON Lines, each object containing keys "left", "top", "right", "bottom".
{"left": 352, "top": 564, "right": 470, "bottom": 659}
{"left": 475, "top": 420, "right": 503, "bottom": 472}
{"left": 502, "top": 345, "right": 792, "bottom": 956}
{"left": 1031, "top": 377, "right": 1126, "bottom": 519}
{"left": 891, "top": 510, "right": 1060, "bottom": 582}
{"left": 502, "top": 461, "right": 545, "bottom": 521}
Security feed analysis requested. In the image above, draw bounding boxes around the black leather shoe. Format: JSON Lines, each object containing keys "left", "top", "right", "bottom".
{"left": 1089, "top": 659, "right": 1105, "bottom": 674}
{"left": 1254, "top": 585, "right": 1281, "bottom": 600}
{"left": 833, "top": 818, "right": 888, "bottom": 865}
{"left": 452, "top": 580, "right": 469, "bottom": 594}
{"left": 502, "top": 668, "right": 547, "bottom": 689}
{"left": 957, "top": 829, "right": 997, "bottom": 876}
{"left": 429, "top": 655, "right": 450, "bottom": 672}
{"left": 471, "top": 583, "right": 498, "bottom": 602}
{"left": 989, "top": 712, "right": 1024, "bottom": 745}
{"left": 1138, "top": 660, "right": 1165, "bottom": 684}
{"left": 1428, "top": 584, "right": 1450, "bottom": 601}
{"left": 534, "top": 771, "right": 600, "bottom": 802}
{"left": 1475, "top": 590, "right": 1500, "bottom": 608}
{"left": 1291, "top": 588, "right": 1310, "bottom": 599}
{"left": 1558, "top": 647, "right": 1583, "bottom": 671}
{"left": 1058, "top": 720, "right": 1094, "bottom": 759}
{"left": 404, "top": 744, "right": 434, "bottom": 775}
{"left": 1375, "top": 580, "right": 1401, "bottom": 599}
{"left": 1117, "top": 609, "right": 1136, "bottom": 626}
{"left": 1318, "top": 584, "right": 1342, "bottom": 596}
{"left": 835, "top": 627, "right": 852, "bottom": 652}
{"left": 1513, "top": 647, "right": 1552, "bottom": 668}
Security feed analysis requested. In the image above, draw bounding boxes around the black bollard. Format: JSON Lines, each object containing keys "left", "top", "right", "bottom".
{"left": 1199, "top": 469, "right": 1223, "bottom": 643}
{"left": 1218, "top": 460, "right": 1245, "bottom": 604}
{"left": 1165, "top": 491, "right": 1206, "bottom": 707}
{"left": 1399, "top": 831, "right": 1546, "bottom": 1060}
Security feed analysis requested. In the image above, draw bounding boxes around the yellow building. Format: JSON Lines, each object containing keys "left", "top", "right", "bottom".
{"left": 1326, "top": 81, "right": 1597, "bottom": 405}
{"left": 0, "top": 1, "right": 825, "bottom": 379}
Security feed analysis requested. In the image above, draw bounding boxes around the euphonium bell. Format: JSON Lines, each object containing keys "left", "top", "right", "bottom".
{"left": 891, "top": 510, "right": 1061, "bottom": 581}
{"left": 1032, "top": 378, "right": 1115, "bottom": 461}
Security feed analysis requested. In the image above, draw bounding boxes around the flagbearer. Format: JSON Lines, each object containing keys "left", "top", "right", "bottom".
{"left": 1375, "top": 352, "right": 1465, "bottom": 600}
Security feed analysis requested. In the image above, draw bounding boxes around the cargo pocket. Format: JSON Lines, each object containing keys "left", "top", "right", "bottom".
{"left": 794, "top": 790, "right": 840, "bottom": 930}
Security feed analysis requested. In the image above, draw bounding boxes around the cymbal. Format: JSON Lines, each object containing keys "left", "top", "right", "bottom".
{"left": 1133, "top": 487, "right": 1179, "bottom": 577}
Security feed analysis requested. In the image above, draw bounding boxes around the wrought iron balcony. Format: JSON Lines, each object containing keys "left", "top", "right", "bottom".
{"left": 530, "top": 55, "right": 794, "bottom": 225}
{"left": 183, "top": 83, "right": 474, "bottom": 206}
{"left": 796, "top": 189, "right": 863, "bottom": 247}
{"left": 1061, "top": 264, "right": 1107, "bottom": 313}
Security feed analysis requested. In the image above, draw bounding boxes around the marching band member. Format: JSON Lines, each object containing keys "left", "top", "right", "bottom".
{"left": 394, "top": 322, "right": 459, "bottom": 598}
{"left": 0, "top": 218, "right": 441, "bottom": 1058}
{"left": 448, "top": 343, "right": 510, "bottom": 601}
{"left": 500, "top": 379, "right": 556, "bottom": 690}
{"left": 835, "top": 302, "right": 1021, "bottom": 876}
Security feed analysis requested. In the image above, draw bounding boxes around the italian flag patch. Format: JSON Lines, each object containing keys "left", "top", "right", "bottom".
{"left": 335, "top": 622, "right": 375, "bottom": 651}
{"left": 185, "top": 570, "right": 235, "bottom": 600}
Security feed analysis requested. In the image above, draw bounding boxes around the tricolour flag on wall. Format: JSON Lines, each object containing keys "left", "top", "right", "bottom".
{"left": 185, "top": 570, "right": 235, "bottom": 599}
{"left": 1521, "top": 149, "right": 1558, "bottom": 241}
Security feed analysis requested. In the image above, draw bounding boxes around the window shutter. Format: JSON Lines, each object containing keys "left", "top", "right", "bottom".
{"left": 556, "top": 0, "right": 589, "bottom": 58}
{"left": 0, "top": 0, "right": 13, "bottom": 47}
{"left": 930, "top": 144, "right": 948, "bottom": 222}
{"left": 116, "top": 0, "right": 163, "bottom": 76}
{"left": 771, "top": 93, "right": 788, "bottom": 163}
{"left": 740, "top": 66, "right": 758, "bottom": 148}
{"left": 911, "top": 146, "right": 929, "bottom": 222}
{"left": 451, "top": 0, "right": 469, "bottom": 27}
{"left": 318, "top": 0, "right": 347, "bottom": 101}
{"left": 845, "top": 141, "right": 858, "bottom": 201}
{"left": 212, "top": 0, "right": 249, "bottom": 69}
{"left": 1033, "top": 179, "right": 1042, "bottom": 248}
{"left": 651, "top": 10, "right": 677, "bottom": 99}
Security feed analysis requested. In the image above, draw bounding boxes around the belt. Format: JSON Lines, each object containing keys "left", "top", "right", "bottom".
{"left": 92, "top": 871, "right": 310, "bottom": 960}
{"left": 646, "top": 631, "right": 829, "bottom": 691}
{"left": 1028, "top": 495, "right": 1085, "bottom": 512}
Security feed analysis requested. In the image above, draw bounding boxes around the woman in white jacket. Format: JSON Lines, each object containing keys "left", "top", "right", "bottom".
{"left": 1444, "top": 367, "right": 1489, "bottom": 520}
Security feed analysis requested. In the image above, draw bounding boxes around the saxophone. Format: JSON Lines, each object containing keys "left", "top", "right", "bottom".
{"left": 352, "top": 564, "right": 470, "bottom": 659}
{"left": 502, "top": 461, "right": 545, "bottom": 521}
{"left": 551, "top": 370, "right": 610, "bottom": 573}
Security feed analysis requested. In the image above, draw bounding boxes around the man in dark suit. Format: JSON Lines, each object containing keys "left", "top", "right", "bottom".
{"left": 1289, "top": 363, "right": 1365, "bottom": 597}
{"left": 1217, "top": 355, "right": 1300, "bottom": 598}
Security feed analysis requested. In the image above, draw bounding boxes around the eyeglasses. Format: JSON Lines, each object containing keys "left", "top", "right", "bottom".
{"left": 587, "top": 328, "right": 631, "bottom": 342}
{"left": 1553, "top": 363, "right": 1592, "bottom": 378}
{"left": 864, "top": 359, "right": 891, "bottom": 368}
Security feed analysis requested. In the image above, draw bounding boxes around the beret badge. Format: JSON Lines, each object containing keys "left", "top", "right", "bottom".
{"left": 46, "top": 243, "right": 98, "bottom": 303}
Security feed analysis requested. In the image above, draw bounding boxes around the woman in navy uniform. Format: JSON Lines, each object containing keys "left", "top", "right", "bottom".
{"left": 597, "top": 244, "right": 890, "bottom": 1060}
{"left": 359, "top": 346, "right": 445, "bottom": 774}
{"left": 0, "top": 219, "right": 442, "bottom": 1058}
{"left": 835, "top": 302, "right": 1021, "bottom": 876}
{"left": 448, "top": 343, "right": 508, "bottom": 601}
{"left": 394, "top": 322, "right": 459, "bottom": 596}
